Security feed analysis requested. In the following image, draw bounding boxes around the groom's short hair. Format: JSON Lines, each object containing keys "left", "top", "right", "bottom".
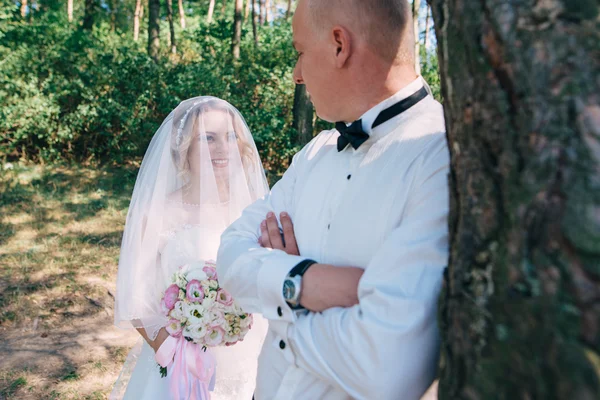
{"left": 307, "top": 0, "right": 413, "bottom": 64}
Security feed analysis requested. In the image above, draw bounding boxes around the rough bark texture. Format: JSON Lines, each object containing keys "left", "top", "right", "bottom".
{"left": 292, "top": 84, "right": 314, "bottom": 146}
{"left": 231, "top": 0, "right": 243, "bottom": 60}
{"left": 178, "top": 0, "right": 186, "bottom": 28}
{"left": 133, "top": 0, "right": 142, "bottom": 41}
{"left": 428, "top": 0, "right": 600, "bottom": 399}
{"left": 413, "top": 0, "right": 421, "bottom": 75}
{"left": 147, "top": 0, "right": 160, "bottom": 61}
{"left": 166, "top": 0, "right": 176, "bottom": 54}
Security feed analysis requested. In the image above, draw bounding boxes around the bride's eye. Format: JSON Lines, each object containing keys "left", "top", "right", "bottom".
{"left": 201, "top": 134, "right": 215, "bottom": 142}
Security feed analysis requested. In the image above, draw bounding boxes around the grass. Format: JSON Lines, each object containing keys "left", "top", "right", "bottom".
{"left": 0, "top": 163, "right": 140, "bottom": 399}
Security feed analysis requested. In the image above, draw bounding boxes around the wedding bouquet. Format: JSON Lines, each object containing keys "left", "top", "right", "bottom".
{"left": 155, "top": 260, "right": 252, "bottom": 399}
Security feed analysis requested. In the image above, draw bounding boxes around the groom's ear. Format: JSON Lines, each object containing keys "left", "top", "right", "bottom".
{"left": 331, "top": 26, "right": 352, "bottom": 69}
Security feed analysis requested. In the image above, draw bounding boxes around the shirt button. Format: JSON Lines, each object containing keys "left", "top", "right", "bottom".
{"left": 347, "top": 174, "right": 352, "bottom": 180}
{"left": 327, "top": 224, "right": 330, "bottom": 230}
{"left": 277, "top": 306, "right": 283, "bottom": 317}
{"left": 279, "top": 340, "right": 286, "bottom": 350}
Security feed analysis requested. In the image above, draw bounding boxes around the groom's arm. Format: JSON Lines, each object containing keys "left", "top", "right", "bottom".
{"left": 287, "top": 143, "right": 449, "bottom": 400}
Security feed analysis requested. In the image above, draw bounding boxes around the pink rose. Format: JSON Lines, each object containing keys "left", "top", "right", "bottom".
{"left": 204, "top": 325, "right": 225, "bottom": 346}
{"left": 186, "top": 280, "right": 205, "bottom": 303}
{"left": 166, "top": 319, "right": 183, "bottom": 337}
{"left": 203, "top": 266, "right": 218, "bottom": 281}
{"left": 163, "top": 284, "right": 180, "bottom": 311}
{"left": 216, "top": 288, "right": 233, "bottom": 306}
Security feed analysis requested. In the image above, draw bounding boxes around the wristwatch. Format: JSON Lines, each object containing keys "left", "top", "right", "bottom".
{"left": 283, "top": 259, "right": 317, "bottom": 309}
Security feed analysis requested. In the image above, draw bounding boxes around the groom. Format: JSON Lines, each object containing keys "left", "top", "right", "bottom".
{"left": 217, "top": 1, "right": 448, "bottom": 399}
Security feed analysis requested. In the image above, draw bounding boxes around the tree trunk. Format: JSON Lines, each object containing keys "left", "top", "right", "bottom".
{"left": 244, "top": 0, "right": 251, "bottom": 23}
{"left": 428, "top": 0, "right": 600, "bottom": 399}
{"left": 231, "top": 0, "right": 243, "bottom": 60}
{"left": 423, "top": 5, "right": 430, "bottom": 49}
{"left": 207, "top": 0, "right": 215, "bottom": 23}
{"left": 286, "top": 0, "right": 292, "bottom": 20}
{"left": 110, "top": 0, "right": 117, "bottom": 31}
{"left": 258, "top": 0, "right": 263, "bottom": 25}
{"left": 178, "top": 0, "right": 185, "bottom": 29}
{"left": 67, "top": 0, "right": 73, "bottom": 22}
{"left": 221, "top": 0, "right": 227, "bottom": 15}
{"left": 83, "top": 0, "right": 97, "bottom": 30}
{"left": 166, "top": 0, "right": 176, "bottom": 54}
{"left": 292, "top": 84, "right": 314, "bottom": 146}
{"left": 412, "top": 0, "right": 421, "bottom": 75}
{"left": 134, "top": 0, "right": 142, "bottom": 41}
{"left": 148, "top": 0, "right": 160, "bottom": 61}
{"left": 264, "top": 0, "right": 270, "bottom": 24}
{"left": 251, "top": 0, "right": 258, "bottom": 47}
{"left": 20, "top": 0, "right": 27, "bottom": 18}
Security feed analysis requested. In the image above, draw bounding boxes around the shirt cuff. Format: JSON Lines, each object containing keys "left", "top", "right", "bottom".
{"left": 257, "top": 252, "right": 305, "bottom": 323}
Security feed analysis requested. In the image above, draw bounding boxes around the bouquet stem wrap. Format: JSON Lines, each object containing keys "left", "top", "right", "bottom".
{"left": 155, "top": 335, "right": 216, "bottom": 400}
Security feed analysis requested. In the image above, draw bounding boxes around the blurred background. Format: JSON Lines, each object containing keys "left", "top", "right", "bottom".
{"left": 0, "top": 0, "right": 439, "bottom": 398}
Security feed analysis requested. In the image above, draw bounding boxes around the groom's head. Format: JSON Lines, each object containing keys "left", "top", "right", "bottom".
{"left": 292, "top": 0, "right": 416, "bottom": 123}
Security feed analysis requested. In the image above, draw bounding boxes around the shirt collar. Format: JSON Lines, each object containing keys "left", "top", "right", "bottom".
{"left": 358, "top": 76, "right": 429, "bottom": 136}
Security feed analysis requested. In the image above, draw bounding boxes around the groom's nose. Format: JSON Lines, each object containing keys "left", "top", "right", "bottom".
{"left": 293, "top": 62, "right": 304, "bottom": 85}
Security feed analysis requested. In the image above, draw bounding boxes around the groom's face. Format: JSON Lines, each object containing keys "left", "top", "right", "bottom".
{"left": 292, "top": 0, "right": 339, "bottom": 122}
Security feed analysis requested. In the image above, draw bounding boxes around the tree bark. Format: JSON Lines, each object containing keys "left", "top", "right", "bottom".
{"left": 110, "top": 0, "right": 117, "bottom": 31}
{"left": 83, "top": 0, "right": 97, "bottom": 30}
{"left": 178, "top": 0, "right": 186, "bottom": 29}
{"left": 166, "top": 0, "right": 176, "bottom": 54}
{"left": 427, "top": 0, "right": 600, "bottom": 399}
{"left": 292, "top": 84, "right": 314, "bottom": 146}
{"left": 286, "top": 0, "right": 292, "bottom": 20}
{"left": 258, "top": 0, "right": 263, "bottom": 25}
{"left": 221, "top": 0, "right": 227, "bottom": 15}
{"left": 148, "top": 0, "right": 160, "bottom": 61}
{"left": 244, "top": 0, "right": 251, "bottom": 23}
{"left": 134, "top": 0, "right": 142, "bottom": 41}
{"left": 264, "top": 0, "right": 270, "bottom": 24}
{"left": 412, "top": 0, "right": 421, "bottom": 75}
{"left": 207, "top": 0, "right": 215, "bottom": 23}
{"left": 20, "top": 0, "right": 27, "bottom": 18}
{"left": 251, "top": 0, "right": 258, "bottom": 47}
{"left": 231, "top": 0, "right": 243, "bottom": 60}
{"left": 67, "top": 0, "right": 73, "bottom": 22}
{"left": 423, "top": 5, "right": 430, "bottom": 49}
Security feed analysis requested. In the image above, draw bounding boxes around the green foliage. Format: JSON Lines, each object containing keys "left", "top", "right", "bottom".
{"left": 0, "top": 5, "right": 440, "bottom": 180}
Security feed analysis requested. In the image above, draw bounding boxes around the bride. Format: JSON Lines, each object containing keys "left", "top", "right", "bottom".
{"left": 111, "top": 97, "right": 269, "bottom": 399}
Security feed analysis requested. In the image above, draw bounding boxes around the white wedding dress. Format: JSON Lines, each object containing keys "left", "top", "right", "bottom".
{"left": 112, "top": 203, "right": 268, "bottom": 400}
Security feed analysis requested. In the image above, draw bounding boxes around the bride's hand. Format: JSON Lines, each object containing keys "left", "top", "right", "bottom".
{"left": 150, "top": 328, "right": 171, "bottom": 353}
{"left": 258, "top": 211, "right": 300, "bottom": 256}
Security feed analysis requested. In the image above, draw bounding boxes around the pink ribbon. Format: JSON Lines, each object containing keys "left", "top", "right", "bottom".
{"left": 155, "top": 335, "right": 216, "bottom": 400}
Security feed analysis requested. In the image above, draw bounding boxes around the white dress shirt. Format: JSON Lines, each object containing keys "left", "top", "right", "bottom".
{"left": 217, "top": 77, "right": 449, "bottom": 400}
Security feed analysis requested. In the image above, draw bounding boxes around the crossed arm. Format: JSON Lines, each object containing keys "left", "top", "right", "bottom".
{"left": 258, "top": 211, "right": 364, "bottom": 311}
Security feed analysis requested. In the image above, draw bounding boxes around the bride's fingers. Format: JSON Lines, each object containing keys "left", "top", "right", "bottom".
{"left": 280, "top": 212, "right": 299, "bottom": 255}
{"left": 266, "top": 212, "right": 284, "bottom": 250}
{"left": 260, "top": 220, "right": 272, "bottom": 248}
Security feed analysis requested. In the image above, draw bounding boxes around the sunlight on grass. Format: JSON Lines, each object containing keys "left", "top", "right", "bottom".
{"left": 0, "top": 164, "right": 138, "bottom": 398}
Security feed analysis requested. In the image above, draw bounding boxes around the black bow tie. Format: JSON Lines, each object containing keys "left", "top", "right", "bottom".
{"left": 335, "top": 86, "right": 429, "bottom": 152}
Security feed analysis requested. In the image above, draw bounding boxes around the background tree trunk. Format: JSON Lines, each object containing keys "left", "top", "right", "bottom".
{"left": 178, "top": 0, "right": 186, "bottom": 29}
{"left": 251, "top": 0, "right": 258, "bottom": 47}
{"left": 423, "top": 5, "right": 430, "bottom": 49}
{"left": 133, "top": 0, "right": 142, "bottom": 41}
{"left": 20, "top": 0, "right": 27, "bottom": 18}
{"left": 412, "top": 0, "right": 421, "bottom": 75}
{"left": 264, "top": 0, "right": 270, "bottom": 24}
{"left": 258, "top": 0, "right": 263, "bottom": 24}
{"left": 428, "top": 0, "right": 600, "bottom": 399}
{"left": 67, "top": 0, "right": 73, "bottom": 22}
{"left": 292, "top": 84, "right": 314, "bottom": 147}
{"left": 83, "top": 0, "right": 97, "bottom": 30}
{"left": 244, "top": 0, "right": 251, "bottom": 23}
{"left": 286, "top": 0, "right": 292, "bottom": 20}
{"left": 147, "top": 0, "right": 160, "bottom": 61}
{"left": 207, "top": 0, "right": 215, "bottom": 23}
{"left": 110, "top": 0, "right": 117, "bottom": 31}
{"left": 166, "top": 0, "right": 176, "bottom": 54}
{"left": 221, "top": 0, "right": 226, "bottom": 15}
{"left": 231, "top": 0, "right": 243, "bottom": 60}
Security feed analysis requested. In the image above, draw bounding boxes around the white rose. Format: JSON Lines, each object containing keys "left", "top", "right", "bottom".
{"left": 202, "top": 297, "right": 215, "bottom": 310}
{"left": 184, "top": 323, "right": 207, "bottom": 340}
{"left": 208, "top": 280, "right": 219, "bottom": 290}
{"left": 207, "top": 291, "right": 217, "bottom": 300}
{"left": 186, "top": 268, "right": 208, "bottom": 282}
{"left": 184, "top": 303, "right": 206, "bottom": 325}
{"left": 169, "top": 301, "right": 185, "bottom": 320}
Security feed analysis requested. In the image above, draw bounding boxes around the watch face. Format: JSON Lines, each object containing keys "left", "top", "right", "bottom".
{"left": 283, "top": 279, "right": 296, "bottom": 301}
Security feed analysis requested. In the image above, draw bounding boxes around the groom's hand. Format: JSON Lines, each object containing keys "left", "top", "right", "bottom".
{"left": 258, "top": 211, "right": 300, "bottom": 256}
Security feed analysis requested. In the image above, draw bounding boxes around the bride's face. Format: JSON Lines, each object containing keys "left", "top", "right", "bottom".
{"left": 187, "top": 109, "right": 245, "bottom": 182}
